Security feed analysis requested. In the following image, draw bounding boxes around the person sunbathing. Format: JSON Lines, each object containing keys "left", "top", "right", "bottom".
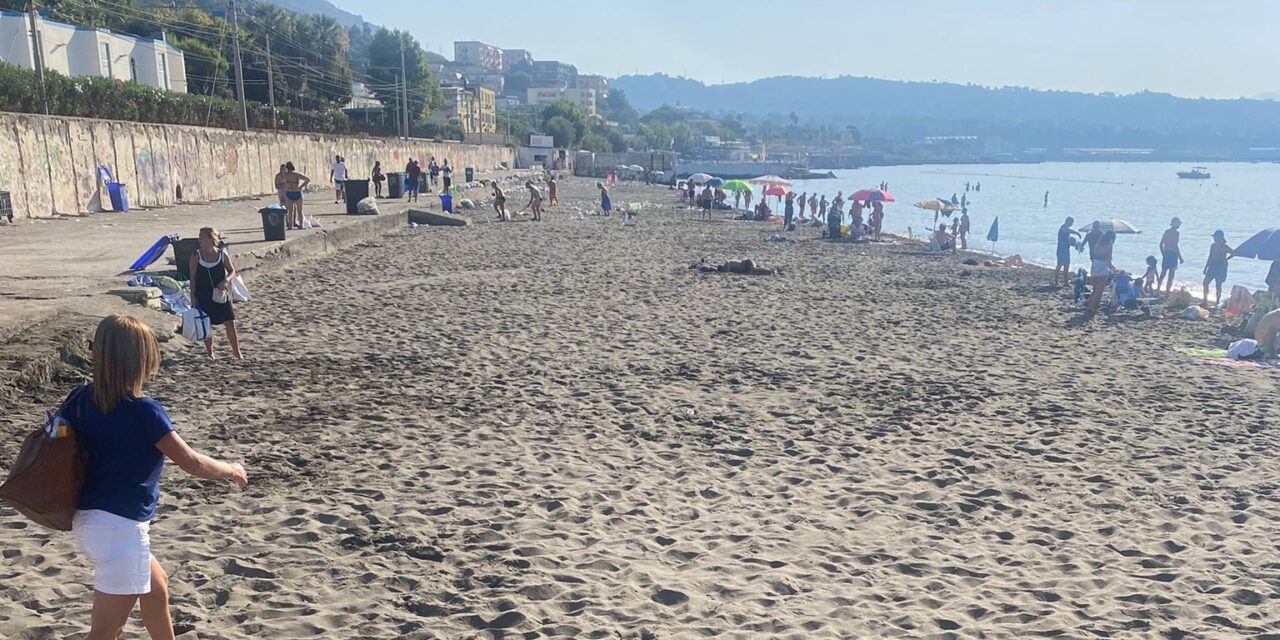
{"left": 1255, "top": 308, "right": 1280, "bottom": 356}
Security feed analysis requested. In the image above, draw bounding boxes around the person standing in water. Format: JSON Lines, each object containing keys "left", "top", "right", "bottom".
{"left": 1202, "top": 230, "right": 1235, "bottom": 308}
{"left": 1054, "top": 216, "right": 1081, "bottom": 287}
{"left": 1044, "top": 191, "right": 1050, "bottom": 208}
{"left": 1158, "top": 217, "right": 1184, "bottom": 293}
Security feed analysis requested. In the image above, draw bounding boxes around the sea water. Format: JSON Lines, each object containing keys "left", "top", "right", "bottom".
{"left": 790, "top": 162, "right": 1279, "bottom": 291}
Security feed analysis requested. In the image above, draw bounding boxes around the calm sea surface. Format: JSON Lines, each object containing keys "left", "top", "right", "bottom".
{"left": 790, "top": 162, "right": 1279, "bottom": 291}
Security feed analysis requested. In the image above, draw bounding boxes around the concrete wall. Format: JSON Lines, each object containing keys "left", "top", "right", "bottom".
{"left": 0, "top": 112, "right": 515, "bottom": 219}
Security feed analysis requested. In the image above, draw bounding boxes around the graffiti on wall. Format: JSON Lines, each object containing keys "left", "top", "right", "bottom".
{"left": 213, "top": 148, "right": 239, "bottom": 179}
{"left": 136, "top": 149, "right": 169, "bottom": 194}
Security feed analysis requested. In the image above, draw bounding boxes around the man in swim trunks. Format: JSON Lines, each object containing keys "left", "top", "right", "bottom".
{"left": 1080, "top": 222, "right": 1111, "bottom": 313}
{"left": 1054, "top": 216, "right": 1080, "bottom": 287}
{"left": 1158, "top": 217, "right": 1184, "bottom": 293}
{"left": 492, "top": 183, "right": 508, "bottom": 221}
{"left": 1202, "top": 229, "right": 1234, "bottom": 308}
{"left": 280, "top": 162, "right": 310, "bottom": 229}
{"left": 526, "top": 181, "right": 543, "bottom": 221}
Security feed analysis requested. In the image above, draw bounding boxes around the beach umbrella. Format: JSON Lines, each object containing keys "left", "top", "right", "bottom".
{"left": 720, "top": 179, "right": 751, "bottom": 192}
{"left": 705, "top": 177, "right": 725, "bottom": 187}
{"left": 749, "top": 175, "right": 792, "bottom": 188}
{"left": 914, "top": 198, "right": 958, "bottom": 227}
{"left": 850, "top": 188, "right": 894, "bottom": 203}
{"left": 987, "top": 216, "right": 999, "bottom": 253}
{"left": 688, "top": 172, "right": 713, "bottom": 184}
{"left": 1079, "top": 219, "right": 1140, "bottom": 234}
{"left": 1232, "top": 226, "right": 1280, "bottom": 260}
{"left": 762, "top": 184, "right": 789, "bottom": 197}
{"left": 628, "top": 164, "right": 645, "bottom": 172}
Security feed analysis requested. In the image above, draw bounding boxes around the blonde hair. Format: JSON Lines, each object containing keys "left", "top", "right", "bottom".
{"left": 90, "top": 315, "right": 160, "bottom": 413}
{"left": 199, "top": 227, "right": 222, "bottom": 246}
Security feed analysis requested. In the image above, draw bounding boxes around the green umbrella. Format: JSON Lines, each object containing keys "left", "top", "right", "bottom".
{"left": 721, "top": 179, "right": 751, "bottom": 192}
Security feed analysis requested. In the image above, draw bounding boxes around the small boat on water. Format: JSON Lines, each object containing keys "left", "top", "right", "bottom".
{"left": 1177, "top": 166, "right": 1211, "bottom": 179}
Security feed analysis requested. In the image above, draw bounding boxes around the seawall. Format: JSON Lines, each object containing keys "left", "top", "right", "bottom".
{"left": 0, "top": 112, "right": 514, "bottom": 220}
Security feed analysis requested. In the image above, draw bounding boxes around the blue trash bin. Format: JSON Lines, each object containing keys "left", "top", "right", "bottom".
{"left": 107, "top": 182, "right": 129, "bottom": 212}
{"left": 440, "top": 194, "right": 452, "bottom": 213}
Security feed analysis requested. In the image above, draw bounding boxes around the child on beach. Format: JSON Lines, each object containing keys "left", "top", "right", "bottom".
{"left": 1142, "top": 256, "right": 1158, "bottom": 295}
{"left": 69, "top": 315, "right": 247, "bottom": 639}
{"left": 598, "top": 182, "right": 612, "bottom": 215}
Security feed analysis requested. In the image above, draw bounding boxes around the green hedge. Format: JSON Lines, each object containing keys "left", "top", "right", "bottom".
{"left": 0, "top": 62, "right": 349, "bottom": 134}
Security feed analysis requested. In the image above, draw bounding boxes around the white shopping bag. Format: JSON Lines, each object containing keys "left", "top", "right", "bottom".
{"left": 181, "top": 308, "right": 211, "bottom": 341}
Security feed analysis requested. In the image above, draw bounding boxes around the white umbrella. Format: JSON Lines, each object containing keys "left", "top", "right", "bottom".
{"left": 749, "top": 175, "right": 792, "bottom": 187}
{"left": 688, "top": 173, "right": 714, "bottom": 184}
{"left": 1079, "top": 219, "right": 1140, "bottom": 234}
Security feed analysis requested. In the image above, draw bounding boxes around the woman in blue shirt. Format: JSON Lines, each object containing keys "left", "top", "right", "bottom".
{"left": 73, "top": 315, "right": 247, "bottom": 640}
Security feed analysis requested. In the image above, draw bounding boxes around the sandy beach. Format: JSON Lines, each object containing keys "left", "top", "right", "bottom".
{"left": 2, "top": 178, "right": 1279, "bottom": 639}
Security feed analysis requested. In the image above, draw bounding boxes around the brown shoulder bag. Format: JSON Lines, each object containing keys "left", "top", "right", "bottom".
{"left": 0, "top": 386, "right": 88, "bottom": 531}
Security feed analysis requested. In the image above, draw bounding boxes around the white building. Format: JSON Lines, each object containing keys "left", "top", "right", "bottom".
{"left": 526, "top": 87, "right": 597, "bottom": 117}
{"left": 0, "top": 10, "right": 187, "bottom": 92}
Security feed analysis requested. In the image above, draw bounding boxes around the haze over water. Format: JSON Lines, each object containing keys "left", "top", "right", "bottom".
{"left": 794, "top": 162, "right": 1279, "bottom": 291}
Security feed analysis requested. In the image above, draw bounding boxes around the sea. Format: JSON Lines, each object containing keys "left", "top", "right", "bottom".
{"left": 789, "top": 162, "right": 1279, "bottom": 291}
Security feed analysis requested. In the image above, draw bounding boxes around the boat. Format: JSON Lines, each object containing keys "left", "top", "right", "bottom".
{"left": 1177, "top": 166, "right": 1211, "bottom": 179}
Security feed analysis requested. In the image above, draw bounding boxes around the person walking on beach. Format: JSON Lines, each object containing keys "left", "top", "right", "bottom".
{"left": 280, "top": 162, "right": 310, "bottom": 230}
{"left": 525, "top": 180, "right": 544, "bottom": 221}
{"left": 547, "top": 175, "right": 558, "bottom": 206}
{"left": 783, "top": 192, "right": 796, "bottom": 229}
{"left": 405, "top": 160, "right": 422, "bottom": 203}
{"left": 492, "top": 183, "right": 509, "bottom": 221}
{"left": 1202, "top": 230, "right": 1235, "bottom": 308}
{"left": 330, "top": 155, "right": 347, "bottom": 204}
{"left": 429, "top": 158, "right": 439, "bottom": 188}
{"left": 442, "top": 160, "right": 452, "bottom": 193}
{"left": 1158, "top": 217, "right": 1184, "bottom": 293}
{"left": 598, "top": 182, "right": 612, "bottom": 215}
{"left": 188, "top": 227, "right": 242, "bottom": 360}
{"left": 958, "top": 207, "right": 971, "bottom": 249}
{"left": 1054, "top": 216, "right": 1080, "bottom": 287}
{"left": 69, "top": 314, "right": 248, "bottom": 640}
{"left": 371, "top": 161, "right": 385, "bottom": 199}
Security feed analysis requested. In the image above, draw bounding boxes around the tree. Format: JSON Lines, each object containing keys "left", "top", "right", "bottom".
{"left": 541, "top": 100, "right": 590, "bottom": 142}
{"left": 367, "top": 29, "right": 442, "bottom": 128}
{"left": 497, "top": 109, "right": 534, "bottom": 145}
{"left": 604, "top": 128, "right": 628, "bottom": 152}
{"left": 503, "top": 61, "right": 533, "bottom": 98}
{"left": 579, "top": 132, "right": 610, "bottom": 152}
{"left": 639, "top": 122, "right": 671, "bottom": 150}
{"left": 599, "top": 90, "right": 639, "bottom": 126}
{"left": 670, "top": 122, "right": 695, "bottom": 153}
{"left": 544, "top": 116, "right": 577, "bottom": 148}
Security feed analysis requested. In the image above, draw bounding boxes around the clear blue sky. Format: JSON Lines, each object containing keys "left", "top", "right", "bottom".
{"left": 331, "top": 0, "right": 1280, "bottom": 99}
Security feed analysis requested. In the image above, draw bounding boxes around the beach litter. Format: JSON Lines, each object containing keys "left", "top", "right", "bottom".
{"left": 357, "top": 197, "right": 380, "bottom": 215}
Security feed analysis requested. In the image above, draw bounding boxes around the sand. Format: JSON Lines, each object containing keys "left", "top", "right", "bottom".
{"left": 2, "top": 178, "right": 1279, "bottom": 639}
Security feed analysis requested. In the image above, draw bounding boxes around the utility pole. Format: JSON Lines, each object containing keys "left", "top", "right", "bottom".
{"left": 265, "top": 33, "right": 276, "bottom": 130}
{"left": 399, "top": 37, "right": 409, "bottom": 140}
{"left": 26, "top": 0, "right": 48, "bottom": 115}
{"left": 395, "top": 72, "right": 404, "bottom": 139}
{"left": 229, "top": 0, "right": 247, "bottom": 130}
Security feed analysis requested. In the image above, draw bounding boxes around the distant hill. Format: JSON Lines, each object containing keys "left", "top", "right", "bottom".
{"left": 255, "top": 0, "right": 366, "bottom": 27}
{"left": 612, "top": 74, "right": 1280, "bottom": 154}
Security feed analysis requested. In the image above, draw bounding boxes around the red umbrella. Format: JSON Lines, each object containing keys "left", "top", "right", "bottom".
{"left": 850, "top": 188, "right": 894, "bottom": 203}
{"left": 762, "top": 184, "right": 789, "bottom": 197}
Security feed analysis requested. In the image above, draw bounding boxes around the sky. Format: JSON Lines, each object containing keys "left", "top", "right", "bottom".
{"left": 330, "top": 0, "right": 1280, "bottom": 100}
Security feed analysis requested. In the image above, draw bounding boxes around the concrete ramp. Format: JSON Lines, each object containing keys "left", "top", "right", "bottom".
{"left": 408, "top": 209, "right": 468, "bottom": 227}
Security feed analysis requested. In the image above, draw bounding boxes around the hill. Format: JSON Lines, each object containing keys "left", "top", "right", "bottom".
{"left": 255, "top": 0, "right": 366, "bottom": 27}
{"left": 612, "top": 74, "right": 1280, "bottom": 155}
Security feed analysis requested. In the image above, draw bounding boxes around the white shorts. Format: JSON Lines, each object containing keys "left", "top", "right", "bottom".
{"left": 73, "top": 509, "right": 152, "bottom": 595}
{"left": 1090, "top": 259, "right": 1110, "bottom": 279}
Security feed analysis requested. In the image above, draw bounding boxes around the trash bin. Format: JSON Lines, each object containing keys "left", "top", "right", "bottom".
{"left": 464, "top": 167, "right": 474, "bottom": 183}
{"left": 440, "top": 194, "right": 453, "bottom": 213}
{"left": 827, "top": 212, "right": 842, "bottom": 239}
{"left": 107, "top": 182, "right": 129, "bottom": 212}
{"left": 344, "top": 179, "right": 370, "bottom": 215}
{"left": 0, "top": 191, "right": 12, "bottom": 222}
{"left": 260, "top": 207, "right": 287, "bottom": 241}
{"left": 173, "top": 238, "right": 200, "bottom": 280}
{"left": 386, "top": 172, "right": 403, "bottom": 199}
